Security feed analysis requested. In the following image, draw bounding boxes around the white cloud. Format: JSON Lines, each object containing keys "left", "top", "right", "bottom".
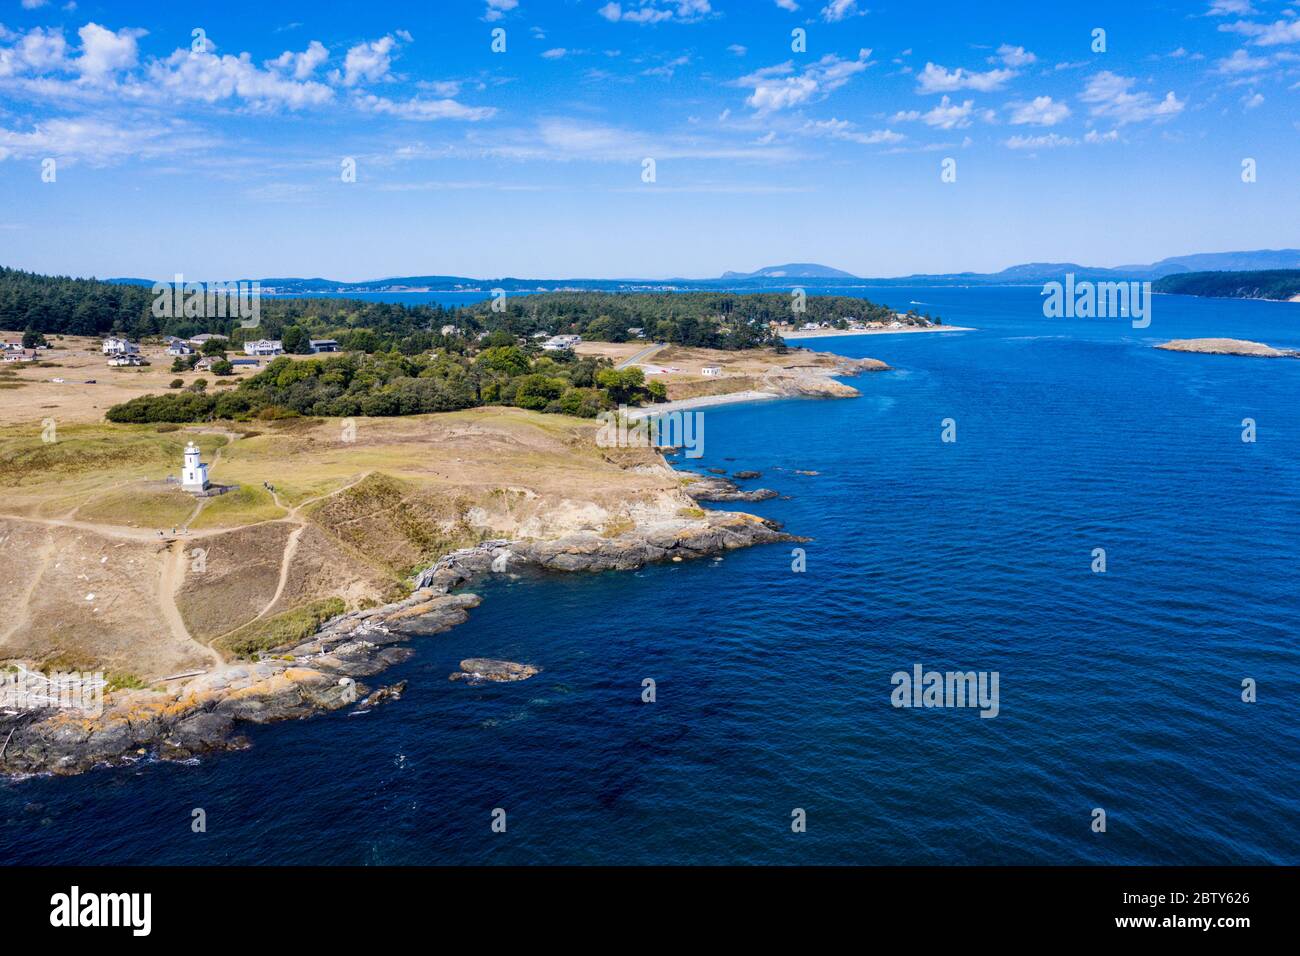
{"left": 482, "top": 117, "right": 805, "bottom": 163}
{"left": 892, "top": 95, "right": 976, "bottom": 129}
{"left": 147, "top": 48, "right": 335, "bottom": 109}
{"left": 21, "top": 0, "right": 49, "bottom": 9}
{"left": 1080, "top": 71, "right": 1184, "bottom": 124}
{"left": 740, "top": 49, "right": 872, "bottom": 113}
{"left": 354, "top": 93, "right": 496, "bottom": 121}
{"left": 994, "top": 44, "right": 1036, "bottom": 68}
{"left": 1084, "top": 128, "right": 1119, "bottom": 143}
{"left": 642, "top": 54, "right": 690, "bottom": 77}
{"left": 728, "top": 43, "right": 747, "bottom": 56}
{"left": 0, "top": 26, "right": 69, "bottom": 77}
{"left": 76, "top": 22, "right": 145, "bottom": 81}
{"left": 820, "top": 0, "right": 863, "bottom": 22}
{"left": 803, "top": 117, "right": 902, "bottom": 144}
{"left": 1207, "top": 0, "right": 1255, "bottom": 15}
{"left": 1219, "top": 18, "right": 1300, "bottom": 45}
{"left": 1005, "top": 132, "right": 1077, "bottom": 149}
{"left": 267, "top": 40, "right": 328, "bottom": 80}
{"left": 1215, "top": 48, "right": 1272, "bottom": 72}
{"left": 775, "top": 0, "right": 799, "bottom": 10}
{"left": 1008, "top": 95, "right": 1070, "bottom": 125}
{"left": 542, "top": 48, "right": 568, "bottom": 59}
{"left": 1242, "top": 90, "right": 1264, "bottom": 108}
{"left": 338, "top": 36, "right": 397, "bottom": 87}
{"left": 598, "top": 1, "right": 714, "bottom": 24}
{"left": 916, "top": 61, "right": 1016, "bottom": 93}
{"left": 0, "top": 115, "right": 204, "bottom": 163}
{"left": 484, "top": 0, "right": 519, "bottom": 22}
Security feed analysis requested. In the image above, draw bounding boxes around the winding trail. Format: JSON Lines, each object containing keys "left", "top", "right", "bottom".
{"left": 0, "top": 429, "right": 376, "bottom": 673}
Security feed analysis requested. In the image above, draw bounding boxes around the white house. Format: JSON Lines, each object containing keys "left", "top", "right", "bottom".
{"left": 107, "top": 354, "right": 146, "bottom": 367}
{"left": 2, "top": 341, "right": 23, "bottom": 352}
{"left": 542, "top": 334, "right": 582, "bottom": 351}
{"left": 181, "top": 442, "right": 210, "bottom": 493}
{"left": 167, "top": 343, "right": 195, "bottom": 356}
{"left": 244, "top": 339, "right": 283, "bottom": 357}
{"left": 701, "top": 365, "right": 722, "bottom": 377}
{"left": 102, "top": 337, "right": 138, "bottom": 355}
{"left": 188, "top": 333, "right": 228, "bottom": 346}
{"left": 309, "top": 339, "right": 340, "bottom": 353}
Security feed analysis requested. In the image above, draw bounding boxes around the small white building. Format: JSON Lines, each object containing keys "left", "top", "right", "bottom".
{"left": 181, "top": 442, "right": 210, "bottom": 493}
{"left": 244, "top": 339, "right": 283, "bottom": 357}
{"left": 188, "top": 333, "right": 229, "bottom": 346}
{"left": 701, "top": 365, "right": 723, "bottom": 377}
{"left": 107, "top": 354, "right": 146, "bottom": 367}
{"left": 167, "top": 343, "right": 195, "bottom": 356}
{"left": 309, "top": 339, "right": 340, "bottom": 353}
{"left": 102, "top": 337, "right": 139, "bottom": 355}
{"left": 542, "top": 334, "right": 582, "bottom": 351}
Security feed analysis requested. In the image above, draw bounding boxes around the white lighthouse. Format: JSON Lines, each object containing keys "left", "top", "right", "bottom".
{"left": 181, "top": 441, "right": 210, "bottom": 493}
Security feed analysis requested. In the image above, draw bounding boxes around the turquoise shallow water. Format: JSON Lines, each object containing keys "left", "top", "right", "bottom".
{"left": 3, "top": 287, "right": 1297, "bottom": 864}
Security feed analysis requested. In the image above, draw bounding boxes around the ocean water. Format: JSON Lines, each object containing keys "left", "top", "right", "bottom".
{"left": 3, "top": 288, "right": 1297, "bottom": 865}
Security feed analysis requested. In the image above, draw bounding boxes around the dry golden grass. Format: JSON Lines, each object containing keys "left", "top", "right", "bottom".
{"left": 0, "top": 405, "right": 693, "bottom": 677}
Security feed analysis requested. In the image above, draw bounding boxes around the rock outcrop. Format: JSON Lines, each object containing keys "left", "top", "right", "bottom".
{"left": 449, "top": 660, "right": 539, "bottom": 683}
{"left": 1155, "top": 338, "right": 1295, "bottom": 358}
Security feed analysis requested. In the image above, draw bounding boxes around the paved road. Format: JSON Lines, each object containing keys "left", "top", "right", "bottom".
{"left": 616, "top": 342, "right": 666, "bottom": 370}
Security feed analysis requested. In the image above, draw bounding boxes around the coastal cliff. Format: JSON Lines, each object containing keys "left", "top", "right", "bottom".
{"left": 0, "top": 456, "right": 793, "bottom": 777}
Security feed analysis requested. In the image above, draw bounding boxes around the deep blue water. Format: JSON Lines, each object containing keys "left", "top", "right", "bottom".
{"left": 4, "top": 288, "right": 1297, "bottom": 865}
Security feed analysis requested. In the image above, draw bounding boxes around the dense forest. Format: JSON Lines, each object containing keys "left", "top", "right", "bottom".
{"left": 0, "top": 267, "right": 923, "bottom": 352}
{"left": 1153, "top": 270, "right": 1300, "bottom": 301}
{"left": 464, "top": 291, "right": 928, "bottom": 346}
{"left": 105, "top": 337, "right": 659, "bottom": 424}
{"left": 0, "top": 267, "right": 461, "bottom": 352}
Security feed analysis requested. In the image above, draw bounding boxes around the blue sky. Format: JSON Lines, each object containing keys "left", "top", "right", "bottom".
{"left": 1, "top": 0, "right": 1298, "bottom": 280}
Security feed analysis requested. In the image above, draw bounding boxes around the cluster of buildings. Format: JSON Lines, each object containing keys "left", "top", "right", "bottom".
{"left": 2, "top": 340, "right": 38, "bottom": 363}
{"left": 95, "top": 333, "right": 344, "bottom": 368}
{"left": 792, "top": 313, "right": 926, "bottom": 333}
{"left": 243, "top": 338, "right": 340, "bottom": 356}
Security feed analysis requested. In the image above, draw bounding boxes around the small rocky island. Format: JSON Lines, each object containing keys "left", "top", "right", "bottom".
{"left": 1155, "top": 338, "right": 1296, "bottom": 358}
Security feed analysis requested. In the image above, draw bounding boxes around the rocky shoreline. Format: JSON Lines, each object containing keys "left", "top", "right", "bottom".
{"left": 0, "top": 507, "right": 792, "bottom": 778}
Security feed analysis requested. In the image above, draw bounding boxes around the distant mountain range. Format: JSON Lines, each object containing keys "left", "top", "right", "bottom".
{"left": 104, "top": 249, "right": 1300, "bottom": 295}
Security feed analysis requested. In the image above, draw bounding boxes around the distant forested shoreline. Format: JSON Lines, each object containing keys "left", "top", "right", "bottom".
{"left": 0, "top": 267, "right": 923, "bottom": 352}
{"left": 1153, "top": 270, "right": 1300, "bottom": 301}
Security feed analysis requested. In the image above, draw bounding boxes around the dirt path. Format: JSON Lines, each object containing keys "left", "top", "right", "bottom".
{"left": 159, "top": 539, "right": 222, "bottom": 669}
{"left": 0, "top": 530, "right": 55, "bottom": 650}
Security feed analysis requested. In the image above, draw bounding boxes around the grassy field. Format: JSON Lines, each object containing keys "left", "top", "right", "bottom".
{"left": 214, "top": 597, "right": 347, "bottom": 659}
{"left": 188, "top": 484, "right": 287, "bottom": 529}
